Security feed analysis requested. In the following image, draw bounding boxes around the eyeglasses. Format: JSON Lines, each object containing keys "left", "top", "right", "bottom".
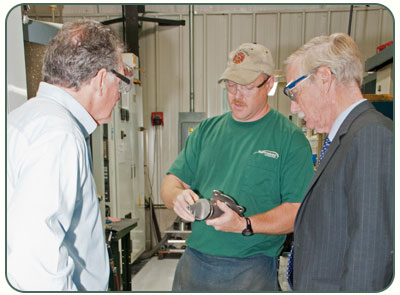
{"left": 283, "top": 74, "right": 311, "bottom": 100}
{"left": 110, "top": 64, "right": 134, "bottom": 93}
{"left": 225, "top": 76, "right": 270, "bottom": 95}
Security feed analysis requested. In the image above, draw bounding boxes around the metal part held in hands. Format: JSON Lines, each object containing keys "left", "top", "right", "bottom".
{"left": 187, "top": 190, "right": 245, "bottom": 220}
{"left": 187, "top": 199, "right": 213, "bottom": 220}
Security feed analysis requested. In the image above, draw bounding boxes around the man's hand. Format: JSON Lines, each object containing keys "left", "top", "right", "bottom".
{"left": 206, "top": 201, "right": 246, "bottom": 233}
{"left": 173, "top": 189, "right": 199, "bottom": 222}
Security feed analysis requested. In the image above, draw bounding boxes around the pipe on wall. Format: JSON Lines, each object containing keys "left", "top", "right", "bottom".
{"left": 189, "top": 5, "right": 195, "bottom": 112}
{"left": 348, "top": 5, "right": 354, "bottom": 35}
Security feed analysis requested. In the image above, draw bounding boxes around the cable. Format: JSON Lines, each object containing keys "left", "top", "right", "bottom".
{"left": 107, "top": 231, "right": 120, "bottom": 291}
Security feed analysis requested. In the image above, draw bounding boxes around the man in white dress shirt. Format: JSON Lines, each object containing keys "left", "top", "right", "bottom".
{"left": 7, "top": 20, "right": 132, "bottom": 291}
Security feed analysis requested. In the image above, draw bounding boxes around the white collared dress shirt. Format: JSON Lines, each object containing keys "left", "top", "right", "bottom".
{"left": 327, "top": 99, "right": 367, "bottom": 141}
{"left": 7, "top": 82, "right": 109, "bottom": 291}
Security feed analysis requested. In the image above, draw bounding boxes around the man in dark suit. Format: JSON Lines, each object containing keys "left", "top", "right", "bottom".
{"left": 283, "top": 33, "right": 393, "bottom": 292}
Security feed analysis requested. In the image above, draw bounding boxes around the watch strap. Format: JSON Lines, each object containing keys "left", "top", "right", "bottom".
{"left": 242, "top": 217, "right": 253, "bottom": 236}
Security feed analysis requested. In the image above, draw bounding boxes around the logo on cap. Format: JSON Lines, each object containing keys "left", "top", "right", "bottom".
{"left": 232, "top": 51, "right": 245, "bottom": 64}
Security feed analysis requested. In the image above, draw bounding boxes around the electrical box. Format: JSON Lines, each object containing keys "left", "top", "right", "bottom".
{"left": 151, "top": 112, "right": 164, "bottom": 126}
{"left": 178, "top": 112, "right": 207, "bottom": 152}
{"left": 375, "top": 63, "right": 393, "bottom": 95}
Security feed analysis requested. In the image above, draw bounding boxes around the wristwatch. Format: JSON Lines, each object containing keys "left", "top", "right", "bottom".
{"left": 242, "top": 217, "right": 254, "bottom": 236}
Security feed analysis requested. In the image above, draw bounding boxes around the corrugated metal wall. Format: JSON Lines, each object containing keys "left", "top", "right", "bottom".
{"left": 140, "top": 5, "right": 393, "bottom": 203}
{"left": 24, "top": 4, "right": 393, "bottom": 204}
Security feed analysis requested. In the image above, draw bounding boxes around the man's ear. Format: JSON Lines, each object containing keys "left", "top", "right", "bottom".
{"left": 318, "top": 66, "right": 333, "bottom": 84}
{"left": 317, "top": 66, "right": 334, "bottom": 93}
{"left": 265, "top": 75, "right": 275, "bottom": 92}
{"left": 91, "top": 68, "right": 108, "bottom": 95}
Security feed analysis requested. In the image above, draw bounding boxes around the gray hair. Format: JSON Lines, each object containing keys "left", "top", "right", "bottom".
{"left": 42, "top": 20, "right": 125, "bottom": 90}
{"left": 285, "top": 33, "right": 364, "bottom": 87}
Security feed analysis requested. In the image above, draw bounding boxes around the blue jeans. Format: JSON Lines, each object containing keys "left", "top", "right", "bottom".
{"left": 172, "top": 247, "right": 279, "bottom": 291}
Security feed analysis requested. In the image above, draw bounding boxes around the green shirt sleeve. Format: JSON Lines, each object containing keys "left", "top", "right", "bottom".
{"left": 167, "top": 122, "right": 202, "bottom": 186}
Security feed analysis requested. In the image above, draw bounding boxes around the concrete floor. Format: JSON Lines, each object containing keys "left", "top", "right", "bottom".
{"left": 131, "top": 255, "right": 291, "bottom": 291}
{"left": 131, "top": 256, "right": 179, "bottom": 291}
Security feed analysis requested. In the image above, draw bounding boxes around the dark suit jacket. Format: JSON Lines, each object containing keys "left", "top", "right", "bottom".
{"left": 293, "top": 101, "right": 393, "bottom": 292}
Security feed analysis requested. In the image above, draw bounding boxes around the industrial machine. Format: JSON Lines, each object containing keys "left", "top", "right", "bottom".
{"left": 92, "top": 53, "right": 146, "bottom": 289}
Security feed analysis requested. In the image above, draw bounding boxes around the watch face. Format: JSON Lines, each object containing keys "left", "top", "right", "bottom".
{"left": 242, "top": 228, "right": 253, "bottom": 236}
{"left": 242, "top": 217, "right": 253, "bottom": 236}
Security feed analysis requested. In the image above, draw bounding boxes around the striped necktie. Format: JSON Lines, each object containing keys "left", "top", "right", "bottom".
{"left": 287, "top": 136, "right": 332, "bottom": 290}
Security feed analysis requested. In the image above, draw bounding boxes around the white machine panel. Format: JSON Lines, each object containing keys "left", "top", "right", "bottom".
{"left": 92, "top": 53, "right": 145, "bottom": 263}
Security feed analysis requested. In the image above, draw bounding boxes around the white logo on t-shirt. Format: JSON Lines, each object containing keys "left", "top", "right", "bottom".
{"left": 253, "top": 150, "right": 279, "bottom": 159}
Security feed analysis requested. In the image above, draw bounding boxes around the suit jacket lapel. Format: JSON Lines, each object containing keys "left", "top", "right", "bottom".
{"left": 295, "top": 101, "right": 374, "bottom": 225}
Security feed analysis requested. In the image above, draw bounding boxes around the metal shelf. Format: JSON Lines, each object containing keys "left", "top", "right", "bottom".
{"left": 165, "top": 228, "right": 192, "bottom": 234}
{"left": 365, "top": 44, "right": 393, "bottom": 72}
{"left": 158, "top": 217, "right": 191, "bottom": 259}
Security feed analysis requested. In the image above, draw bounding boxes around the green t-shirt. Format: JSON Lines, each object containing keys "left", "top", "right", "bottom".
{"left": 168, "top": 109, "right": 314, "bottom": 258}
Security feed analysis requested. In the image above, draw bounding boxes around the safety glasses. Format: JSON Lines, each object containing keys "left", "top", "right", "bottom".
{"left": 110, "top": 64, "right": 134, "bottom": 93}
{"left": 283, "top": 74, "right": 311, "bottom": 100}
{"left": 225, "top": 76, "right": 270, "bottom": 95}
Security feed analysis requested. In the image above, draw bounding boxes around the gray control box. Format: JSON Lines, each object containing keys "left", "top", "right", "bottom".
{"left": 178, "top": 112, "right": 206, "bottom": 152}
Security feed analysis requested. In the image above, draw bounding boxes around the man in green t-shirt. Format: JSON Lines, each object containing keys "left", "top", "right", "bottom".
{"left": 161, "top": 43, "right": 314, "bottom": 291}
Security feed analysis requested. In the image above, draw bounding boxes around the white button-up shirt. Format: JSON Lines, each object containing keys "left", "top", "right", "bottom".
{"left": 7, "top": 82, "right": 109, "bottom": 291}
{"left": 328, "top": 99, "right": 367, "bottom": 141}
